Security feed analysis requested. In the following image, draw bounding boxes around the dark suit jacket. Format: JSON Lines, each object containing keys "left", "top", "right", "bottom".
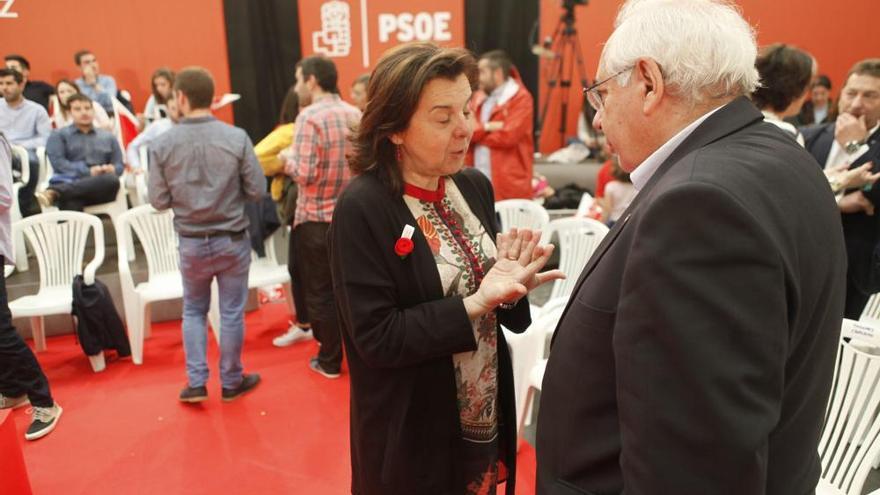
{"left": 330, "top": 168, "right": 531, "bottom": 495}
{"left": 536, "top": 97, "right": 847, "bottom": 495}
{"left": 804, "top": 123, "right": 880, "bottom": 294}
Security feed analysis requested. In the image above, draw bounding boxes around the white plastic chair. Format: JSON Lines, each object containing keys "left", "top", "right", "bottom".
{"left": 859, "top": 293, "right": 880, "bottom": 324}
{"left": 495, "top": 199, "right": 550, "bottom": 233}
{"left": 503, "top": 305, "right": 565, "bottom": 445}
{"left": 40, "top": 152, "right": 134, "bottom": 261}
{"left": 9, "top": 145, "right": 31, "bottom": 272}
{"left": 131, "top": 145, "right": 150, "bottom": 206}
{"left": 9, "top": 211, "right": 106, "bottom": 372}
{"left": 575, "top": 191, "right": 594, "bottom": 217}
{"left": 817, "top": 319, "right": 880, "bottom": 495}
{"left": 116, "top": 205, "right": 221, "bottom": 365}
{"left": 544, "top": 217, "right": 609, "bottom": 301}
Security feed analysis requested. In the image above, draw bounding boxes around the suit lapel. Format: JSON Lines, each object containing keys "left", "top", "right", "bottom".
{"left": 554, "top": 97, "right": 765, "bottom": 331}
{"left": 814, "top": 126, "right": 835, "bottom": 166}
{"left": 852, "top": 127, "right": 880, "bottom": 168}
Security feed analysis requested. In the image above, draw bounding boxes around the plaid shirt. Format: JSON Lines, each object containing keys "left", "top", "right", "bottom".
{"left": 285, "top": 94, "right": 360, "bottom": 227}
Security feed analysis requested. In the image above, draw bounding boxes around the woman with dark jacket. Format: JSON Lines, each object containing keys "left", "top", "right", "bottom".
{"left": 330, "top": 42, "right": 563, "bottom": 495}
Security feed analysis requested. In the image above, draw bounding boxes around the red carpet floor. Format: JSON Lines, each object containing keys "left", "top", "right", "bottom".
{"left": 7, "top": 301, "right": 537, "bottom": 495}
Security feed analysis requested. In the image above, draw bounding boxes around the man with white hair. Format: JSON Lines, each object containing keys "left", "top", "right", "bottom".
{"left": 536, "top": 1, "right": 846, "bottom": 493}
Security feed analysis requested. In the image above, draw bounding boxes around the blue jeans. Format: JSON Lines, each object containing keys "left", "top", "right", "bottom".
{"left": 178, "top": 233, "right": 251, "bottom": 389}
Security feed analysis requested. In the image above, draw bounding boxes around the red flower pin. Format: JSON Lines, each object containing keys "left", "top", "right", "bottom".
{"left": 395, "top": 224, "right": 415, "bottom": 259}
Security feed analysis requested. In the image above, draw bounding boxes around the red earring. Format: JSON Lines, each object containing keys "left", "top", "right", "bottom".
{"left": 396, "top": 145, "right": 403, "bottom": 162}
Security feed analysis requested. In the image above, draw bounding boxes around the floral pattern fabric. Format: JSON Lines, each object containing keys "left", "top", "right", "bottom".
{"left": 403, "top": 177, "right": 500, "bottom": 493}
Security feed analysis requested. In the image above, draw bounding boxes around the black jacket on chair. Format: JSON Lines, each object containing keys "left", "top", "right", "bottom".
{"left": 72, "top": 275, "right": 131, "bottom": 358}
{"left": 536, "top": 97, "right": 846, "bottom": 495}
{"left": 330, "top": 168, "right": 531, "bottom": 495}
{"left": 804, "top": 123, "right": 880, "bottom": 294}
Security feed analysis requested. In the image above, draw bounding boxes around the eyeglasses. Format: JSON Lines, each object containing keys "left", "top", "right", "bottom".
{"left": 583, "top": 68, "right": 632, "bottom": 112}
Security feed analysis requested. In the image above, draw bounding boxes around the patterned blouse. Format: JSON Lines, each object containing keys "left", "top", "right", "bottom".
{"left": 403, "top": 177, "right": 501, "bottom": 495}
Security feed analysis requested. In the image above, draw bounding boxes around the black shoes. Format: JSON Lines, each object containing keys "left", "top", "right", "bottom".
{"left": 25, "top": 403, "right": 63, "bottom": 441}
{"left": 222, "top": 373, "right": 261, "bottom": 402}
{"left": 179, "top": 385, "right": 208, "bottom": 403}
{"left": 308, "top": 357, "right": 341, "bottom": 379}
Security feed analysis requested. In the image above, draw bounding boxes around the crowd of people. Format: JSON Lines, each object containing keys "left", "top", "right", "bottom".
{"left": 0, "top": 0, "right": 879, "bottom": 493}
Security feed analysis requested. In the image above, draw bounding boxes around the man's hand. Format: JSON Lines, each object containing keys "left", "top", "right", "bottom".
{"left": 835, "top": 113, "right": 869, "bottom": 148}
{"left": 83, "top": 64, "right": 98, "bottom": 85}
{"left": 484, "top": 121, "right": 504, "bottom": 132}
{"left": 839, "top": 190, "right": 875, "bottom": 215}
{"left": 840, "top": 162, "right": 880, "bottom": 191}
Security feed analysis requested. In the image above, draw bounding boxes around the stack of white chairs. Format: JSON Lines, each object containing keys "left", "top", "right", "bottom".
{"left": 116, "top": 205, "right": 224, "bottom": 365}
{"left": 9, "top": 145, "right": 31, "bottom": 273}
{"left": 859, "top": 294, "right": 880, "bottom": 325}
{"left": 132, "top": 145, "right": 150, "bottom": 206}
{"left": 495, "top": 199, "right": 550, "bottom": 233}
{"left": 503, "top": 304, "right": 565, "bottom": 445}
{"left": 541, "top": 217, "right": 609, "bottom": 304}
{"left": 817, "top": 319, "right": 880, "bottom": 495}
{"left": 207, "top": 228, "right": 296, "bottom": 334}
{"left": 9, "top": 211, "right": 107, "bottom": 372}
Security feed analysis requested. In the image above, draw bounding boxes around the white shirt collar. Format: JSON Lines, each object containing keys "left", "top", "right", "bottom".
{"left": 630, "top": 105, "right": 723, "bottom": 191}
{"left": 489, "top": 78, "right": 519, "bottom": 107}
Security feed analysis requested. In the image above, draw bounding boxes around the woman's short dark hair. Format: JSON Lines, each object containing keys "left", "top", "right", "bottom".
{"left": 349, "top": 42, "right": 478, "bottom": 195}
{"left": 752, "top": 44, "right": 814, "bottom": 113}
{"left": 813, "top": 74, "right": 832, "bottom": 91}
{"left": 174, "top": 67, "right": 214, "bottom": 110}
{"left": 278, "top": 85, "right": 300, "bottom": 125}
{"left": 151, "top": 67, "right": 176, "bottom": 104}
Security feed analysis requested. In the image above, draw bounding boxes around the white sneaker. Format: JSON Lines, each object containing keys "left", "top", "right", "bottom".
{"left": 272, "top": 323, "right": 313, "bottom": 347}
{"left": 25, "top": 403, "right": 62, "bottom": 441}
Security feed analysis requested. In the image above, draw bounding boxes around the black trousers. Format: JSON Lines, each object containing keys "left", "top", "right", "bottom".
{"left": 844, "top": 276, "right": 872, "bottom": 320}
{"left": 292, "top": 222, "right": 341, "bottom": 371}
{"left": 0, "top": 256, "right": 53, "bottom": 407}
{"left": 51, "top": 174, "right": 120, "bottom": 212}
{"left": 287, "top": 231, "right": 311, "bottom": 325}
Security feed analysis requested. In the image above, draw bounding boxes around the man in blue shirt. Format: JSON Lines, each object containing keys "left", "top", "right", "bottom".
{"left": 73, "top": 50, "right": 117, "bottom": 116}
{"left": 41, "top": 94, "right": 122, "bottom": 211}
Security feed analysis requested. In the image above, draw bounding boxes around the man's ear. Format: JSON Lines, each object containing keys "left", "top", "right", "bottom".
{"left": 635, "top": 58, "right": 665, "bottom": 116}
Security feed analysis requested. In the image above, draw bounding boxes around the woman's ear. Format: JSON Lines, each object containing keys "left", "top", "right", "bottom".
{"left": 389, "top": 133, "right": 404, "bottom": 146}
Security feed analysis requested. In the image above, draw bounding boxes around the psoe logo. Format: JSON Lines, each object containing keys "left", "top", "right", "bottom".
{"left": 313, "top": 0, "right": 352, "bottom": 58}
{"left": 0, "top": 0, "right": 20, "bottom": 19}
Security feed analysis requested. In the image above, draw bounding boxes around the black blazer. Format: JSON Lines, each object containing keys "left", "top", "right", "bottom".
{"left": 804, "top": 123, "right": 880, "bottom": 293}
{"left": 330, "top": 168, "right": 531, "bottom": 495}
{"left": 536, "top": 97, "right": 847, "bottom": 495}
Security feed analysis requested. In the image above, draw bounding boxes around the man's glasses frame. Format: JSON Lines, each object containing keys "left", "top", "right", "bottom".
{"left": 583, "top": 67, "right": 633, "bottom": 113}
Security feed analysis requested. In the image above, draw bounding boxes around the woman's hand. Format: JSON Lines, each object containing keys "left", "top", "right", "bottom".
{"left": 463, "top": 228, "right": 565, "bottom": 319}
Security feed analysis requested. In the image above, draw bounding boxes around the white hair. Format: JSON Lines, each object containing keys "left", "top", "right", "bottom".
{"left": 602, "top": 0, "right": 760, "bottom": 103}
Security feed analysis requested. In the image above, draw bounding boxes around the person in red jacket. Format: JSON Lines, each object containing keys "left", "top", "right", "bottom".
{"left": 470, "top": 50, "right": 534, "bottom": 201}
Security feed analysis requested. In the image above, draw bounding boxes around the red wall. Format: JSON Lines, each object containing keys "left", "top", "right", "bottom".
{"left": 537, "top": 0, "right": 880, "bottom": 153}
{"left": 0, "top": 0, "right": 233, "bottom": 123}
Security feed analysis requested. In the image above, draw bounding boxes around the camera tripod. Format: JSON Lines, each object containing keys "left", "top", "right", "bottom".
{"left": 534, "top": 2, "right": 591, "bottom": 148}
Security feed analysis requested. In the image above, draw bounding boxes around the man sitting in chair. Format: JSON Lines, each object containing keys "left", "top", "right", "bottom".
{"left": 39, "top": 94, "right": 122, "bottom": 211}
